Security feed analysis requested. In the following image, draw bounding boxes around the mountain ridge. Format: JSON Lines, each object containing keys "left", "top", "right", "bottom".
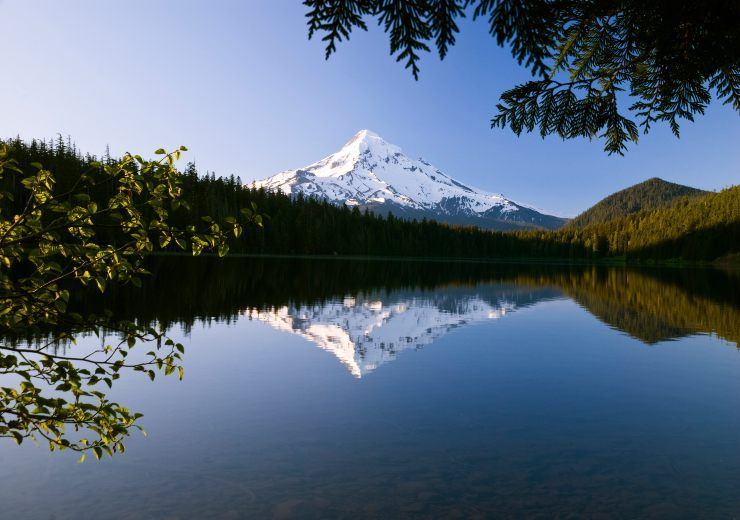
{"left": 256, "top": 130, "right": 567, "bottom": 230}
{"left": 567, "top": 177, "right": 708, "bottom": 229}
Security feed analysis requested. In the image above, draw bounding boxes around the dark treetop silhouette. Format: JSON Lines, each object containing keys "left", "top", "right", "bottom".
{"left": 304, "top": 0, "right": 740, "bottom": 154}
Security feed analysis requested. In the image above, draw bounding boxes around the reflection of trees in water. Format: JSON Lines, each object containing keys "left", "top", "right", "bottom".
{"left": 84, "top": 256, "right": 740, "bottom": 348}
{"left": 4, "top": 256, "right": 738, "bottom": 454}
{"left": 517, "top": 267, "right": 740, "bottom": 346}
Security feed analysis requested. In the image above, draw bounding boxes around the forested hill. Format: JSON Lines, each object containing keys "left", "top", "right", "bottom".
{"left": 524, "top": 186, "right": 739, "bottom": 262}
{"left": 568, "top": 178, "right": 708, "bottom": 228}
{"left": 1, "top": 137, "right": 738, "bottom": 264}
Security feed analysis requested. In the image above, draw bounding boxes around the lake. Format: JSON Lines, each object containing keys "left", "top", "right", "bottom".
{"left": 1, "top": 257, "right": 739, "bottom": 519}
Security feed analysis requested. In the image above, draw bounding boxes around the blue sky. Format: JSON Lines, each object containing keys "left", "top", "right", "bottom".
{"left": 1, "top": 1, "right": 738, "bottom": 216}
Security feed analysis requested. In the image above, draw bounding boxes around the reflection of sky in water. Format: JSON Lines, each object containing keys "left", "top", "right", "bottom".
{"left": 1, "top": 287, "right": 740, "bottom": 518}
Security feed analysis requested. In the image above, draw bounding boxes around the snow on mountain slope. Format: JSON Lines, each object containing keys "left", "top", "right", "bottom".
{"left": 255, "top": 130, "right": 567, "bottom": 230}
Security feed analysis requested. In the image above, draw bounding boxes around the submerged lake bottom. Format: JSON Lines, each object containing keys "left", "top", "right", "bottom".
{"left": 1, "top": 257, "right": 740, "bottom": 519}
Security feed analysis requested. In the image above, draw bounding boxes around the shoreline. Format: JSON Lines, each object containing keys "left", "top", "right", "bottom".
{"left": 145, "top": 251, "right": 739, "bottom": 271}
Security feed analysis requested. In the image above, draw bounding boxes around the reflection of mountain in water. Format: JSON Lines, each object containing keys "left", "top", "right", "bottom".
{"left": 247, "top": 285, "right": 561, "bottom": 377}
{"left": 53, "top": 256, "right": 739, "bottom": 361}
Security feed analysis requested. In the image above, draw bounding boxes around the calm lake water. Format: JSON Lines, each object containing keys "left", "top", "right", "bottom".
{"left": 2, "top": 257, "right": 740, "bottom": 519}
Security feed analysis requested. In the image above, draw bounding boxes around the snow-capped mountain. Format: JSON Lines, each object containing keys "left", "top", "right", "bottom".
{"left": 255, "top": 130, "right": 566, "bottom": 230}
{"left": 247, "top": 284, "right": 561, "bottom": 378}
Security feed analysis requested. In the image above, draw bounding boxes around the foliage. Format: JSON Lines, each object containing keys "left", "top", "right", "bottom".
{"left": 303, "top": 0, "right": 740, "bottom": 154}
{"left": 3, "top": 136, "right": 738, "bottom": 268}
{"left": 81, "top": 255, "right": 740, "bottom": 351}
{"left": 179, "top": 160, "right": 738, "bottom": 262}
{"left": 534, "top": 185, "right": 740, "bottom": 260}
{"left": 1, "top": 136, "right": 735, "bottom": 458}
{"left": 566, "top": 177, "right": 707, "bottom": 229}
{"left": 0, "top": 140, "right": 247, "bottom": 459}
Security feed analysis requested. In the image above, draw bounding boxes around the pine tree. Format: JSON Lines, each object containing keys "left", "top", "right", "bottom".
{"left": 303, "top": 0, "right": 739, "bottom": 155}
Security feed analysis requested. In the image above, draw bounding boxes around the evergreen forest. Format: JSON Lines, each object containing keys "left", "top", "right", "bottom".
{"left": 2, "top": 136, "right": 738, "bottom": 264}
{"left": 567, "top": 177, "right": 708, "bottom": 228}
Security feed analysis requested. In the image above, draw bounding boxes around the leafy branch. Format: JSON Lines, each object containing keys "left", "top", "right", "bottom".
{"left": 0, "top": 144, "right": 259, "bottom": 459}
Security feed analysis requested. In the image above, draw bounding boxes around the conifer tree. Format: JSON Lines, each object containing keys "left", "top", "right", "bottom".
{"left": 303, "top": 0, "right": 739, "bottom": 154}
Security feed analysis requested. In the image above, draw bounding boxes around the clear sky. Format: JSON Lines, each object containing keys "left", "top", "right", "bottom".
{"left": 1, "top": 0, "right": 738, "bottom": 216}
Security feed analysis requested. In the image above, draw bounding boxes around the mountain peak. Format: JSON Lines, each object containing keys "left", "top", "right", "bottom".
{"left": 255, "top": 131, "right": 567, "bottom": 230}
{"left": 341, "top": 129, "right": 401, "bottom": 158}
{"left": 352, "top": 129, "right": 380, "bottom": 140}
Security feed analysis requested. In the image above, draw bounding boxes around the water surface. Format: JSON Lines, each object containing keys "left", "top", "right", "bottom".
{"left": 1, "top": 257, "right": 739, "bottom": 519}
